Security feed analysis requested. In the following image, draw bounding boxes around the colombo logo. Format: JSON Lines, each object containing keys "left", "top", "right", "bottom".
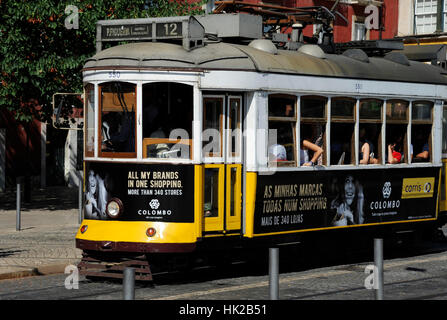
{"left": 382, "top": 182, "right": 392, "bottom": 199}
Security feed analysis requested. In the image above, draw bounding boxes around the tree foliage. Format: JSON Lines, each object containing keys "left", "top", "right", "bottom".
{"left": 0, "top": 0, "right": 206, "bottom": 122}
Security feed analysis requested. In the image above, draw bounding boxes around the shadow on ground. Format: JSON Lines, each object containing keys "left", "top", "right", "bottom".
{"left": 0, "top": 186, "right": 78, "bottom": 211}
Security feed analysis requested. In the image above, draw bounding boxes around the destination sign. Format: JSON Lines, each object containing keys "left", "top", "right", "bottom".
{"left": 102, "top": 22, "right": 183, "bottom": 41}
{"left": 102, "top": 24, "right": 152, "bottom": 40}
{"left": 97, "top": 16, "right": 205, "bottom": 51}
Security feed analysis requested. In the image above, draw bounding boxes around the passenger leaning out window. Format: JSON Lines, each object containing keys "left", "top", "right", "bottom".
{"left": 359, "top": 127, "right": 379, "bottom": 164}
{"left": 387, "top": 136, "right": 404, "bottom": 164}
{"left": 300, "top": 126, "right": 323, "bottom": 166}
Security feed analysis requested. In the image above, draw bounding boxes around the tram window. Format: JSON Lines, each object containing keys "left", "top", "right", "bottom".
{"left": 411, "top": 125, "right": 431, "bottom": 162}
{"left": 301, "top": 96, "right": 327, "bottom": 166}
{"left": 359, "top": 124, "right": 381, "bottom": 164}
{"left": 204, "top": 168, "right": 219, "bottom": 217}
{"left": 330, "top": 98, "right": 355, "bottom": 165}
{"left": 386, "top": 100, "right": 408, "bottom": 121}
{"left": 142, "top": 83, "right": 193, "bottom": 159}
{"left": 301, "top": 96, "right": 326, "bottom": 119}
{"left": 229, "top": 98, "right": 241, "bottom": 158}
{"left": 84, "top": 83, "right": 95, "bottom": 157}
{"left": 360, "top": 99, "right": 382, "bottom": 120}
{"left": 412, "top": 101, "right": 432, "bottom": 121}
{"left": 268, "top": 94, "right": 297, "bottom": 166}
{"left": 359, "top": 99, "right": 383, "bottom": 164}
{"left": 203, "top": 97, "right": 223, "bottom": 158}
{"left": 268, "top": 95, "right": 296, "bottom": 119}
{"left": 411, "top": 101, "right": 433, "bottom": 163}
{"left": 386, "top": 100, "right": 409, "bottom": 164}
{"left": 300, "top": 124, "right": 325, "bottom": 166}
{"left": 99, "top": 82, "right": 136, "bottom": 157}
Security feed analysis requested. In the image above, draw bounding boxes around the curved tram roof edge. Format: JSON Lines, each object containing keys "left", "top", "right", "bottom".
{"left": 83, "top": 41, "right": 447, "bottom": 87}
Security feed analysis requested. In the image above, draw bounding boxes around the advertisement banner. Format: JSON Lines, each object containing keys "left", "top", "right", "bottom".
{"left": 84, "top": 162, "right": 194, "bottom": 222}
{"left": 253, "top": 167, "right": 440, "bottom": 234}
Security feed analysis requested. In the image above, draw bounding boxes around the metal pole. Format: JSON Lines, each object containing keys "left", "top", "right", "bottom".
{"left": 374, "top": 238, "right": 384, "bottom": 300}
{"left": 123, "top": 267, "right": 135, "bottom": 300}
{"left": 16, "top": 177, "right": 21, "bottom": 231}
{"left": 269, "top": 248, "right": 279, "bottom": 300}
{"left": 78, "top": 176, "right": 83, "bottom": 224}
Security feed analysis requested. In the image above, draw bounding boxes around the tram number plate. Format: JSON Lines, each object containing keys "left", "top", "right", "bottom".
{"left": 108, "top": 71, "right": 120, "bottom": 79}
{"left": 156, "top": 22, "right": 182, "bottom": 38}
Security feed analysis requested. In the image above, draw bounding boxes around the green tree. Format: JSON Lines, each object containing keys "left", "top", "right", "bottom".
{"left": 0, "top": 0, "right": 206, "bottom": 122}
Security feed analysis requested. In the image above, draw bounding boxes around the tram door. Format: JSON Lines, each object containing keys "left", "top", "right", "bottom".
{"left": 203, "top": 95, "right": 242, "bottom": 234}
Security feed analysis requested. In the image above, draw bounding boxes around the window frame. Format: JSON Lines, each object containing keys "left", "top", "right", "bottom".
{"left": 359, "top": 99, "right": 384, "bottom": 164}
{"left": 98, "top": 81, "right": 137, "bottom": 159}
{"left": 385, "top": 99, "right": 410, "bottom": 164}
{"left": 84, "top": 83, "right": 96, "bottom": 158}
{"left": 410, "top": 100, "right": 434, "bottom": 163}
{"left": 329, "top": 97, "right": 357, "bottom": 165}
{"left": 268, "top": 94, "right": 298, "bottom": 167}
{"left": 203, "top": 95, "right": 225, "bottom": 159}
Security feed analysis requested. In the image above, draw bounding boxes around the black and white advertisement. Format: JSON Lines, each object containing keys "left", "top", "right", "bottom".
{"left": 253, "top": 167, "right": 440, "bottom": 234}
{"left": 84, "top": 162, "right": 195, "bottom": 222}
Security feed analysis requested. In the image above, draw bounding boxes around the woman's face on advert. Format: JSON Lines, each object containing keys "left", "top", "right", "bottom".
{"left": 344, "top": 176, "right": 355, "bottom": 205}
{"left": 89, "top": 175, "right": 97, "bottom": 193}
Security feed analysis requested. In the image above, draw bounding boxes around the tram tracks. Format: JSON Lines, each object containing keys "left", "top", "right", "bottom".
{"left": 1, "top": 232, "right": 447, "bottom": 300}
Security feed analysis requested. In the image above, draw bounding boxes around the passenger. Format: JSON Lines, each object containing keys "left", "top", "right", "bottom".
{"left": 268, "top": 144, "right": 287, "bottom": 162}
{"left": 359, "top": 127, "right": 379, "bottom": 164}
{"left": 300, "top": 126, "right": 323, "bottom": 166}
{"left": 411, "top": 129, "right": 430, "bottom": 162}
{"left": 284, "top": 103, "right": 294, "bottom": 117}
{"left": 300, "top": 139, "right": 323, "bottom": 166}
{"left": 387, "top": 136, "right": 404, "bottom": 164}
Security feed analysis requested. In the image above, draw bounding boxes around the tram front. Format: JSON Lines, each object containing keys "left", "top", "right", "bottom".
{"left": 77, "top": 77, "right": 203, "bottom": 252}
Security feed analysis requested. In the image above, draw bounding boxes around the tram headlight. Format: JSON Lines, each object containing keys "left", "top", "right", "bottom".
{"left": 146, "top": 227, "right": 156, "bottom": 237}
{"left": 106, "top": 198, "right": 123, "bottom": 219}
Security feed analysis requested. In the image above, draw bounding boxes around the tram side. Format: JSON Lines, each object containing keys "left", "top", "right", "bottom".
{"left": 77, "top": 70, "right": 446, "bottom": 255}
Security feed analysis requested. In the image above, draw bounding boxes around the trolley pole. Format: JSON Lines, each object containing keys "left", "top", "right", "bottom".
{"left": 374, "top": 238, "right": 384, "bottom": 300}
{"left": 269, "top": 247, "right": 279, "bottom": 300}
{"left": 123, "top": 267, "right": 135, "bottom": 300}
{"left": 16, "top": 177, "right": 21, "bottom": 231}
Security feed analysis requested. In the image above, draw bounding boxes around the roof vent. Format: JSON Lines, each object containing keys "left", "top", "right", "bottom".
{"left": 248, "top": 39, "right": 278, "bottom": 55}
{"left": 298, "top": 44, "right": 326, "bottom": 59}
{"left": 384, "top": 52, "right": 410, "bottom": 66}
{"left": 342, "top": 49, "right": 369, "bottom": 63}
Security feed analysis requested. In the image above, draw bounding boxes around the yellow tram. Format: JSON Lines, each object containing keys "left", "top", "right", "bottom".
{"left": 76, "top": 13, "right": 447, "bottom": 279}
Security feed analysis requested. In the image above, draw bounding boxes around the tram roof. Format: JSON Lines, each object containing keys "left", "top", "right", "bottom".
{"left": 84, "top": 41, "right": 447, "bottom": 85}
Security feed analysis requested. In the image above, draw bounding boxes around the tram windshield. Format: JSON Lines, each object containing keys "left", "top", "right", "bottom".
{"left": 142, "top": 82, "right": 193, "bottom": 159}
{"left": 100, "top": 82, "right": 136, "bottom": 156}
